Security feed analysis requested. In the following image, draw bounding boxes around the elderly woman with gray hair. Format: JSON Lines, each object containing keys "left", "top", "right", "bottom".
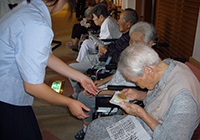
{"left": 84, "top": 44, "right": 200, "bottom": 140}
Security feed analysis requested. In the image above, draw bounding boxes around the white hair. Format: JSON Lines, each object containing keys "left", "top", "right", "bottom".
{"left": 129, "top": 21, "right": 157, "bottom": 44}
{"left": 118, "top": 43, "right": 160, "bottom": 78}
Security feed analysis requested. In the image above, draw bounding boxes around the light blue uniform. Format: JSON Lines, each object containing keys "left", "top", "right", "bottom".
{"left": 0, "top": 0, "right": 53, "bottom": 106}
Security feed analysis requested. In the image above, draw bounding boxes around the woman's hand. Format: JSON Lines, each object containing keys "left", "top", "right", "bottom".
{"left": 68, "top": 99, "right": 90, "bottom": 119}
{"left": 121, "top": 88, "right": 147, "bottom": 101}
{"left": 80, "top": 75, "right": 98, "bottom": 96}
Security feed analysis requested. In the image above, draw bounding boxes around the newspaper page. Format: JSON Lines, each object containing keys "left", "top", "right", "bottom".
{"left": 88, "top": 32, "right": 105, "bottom": 46}
{"left": 106, "top": 115, "right": 152, "bottom": 140}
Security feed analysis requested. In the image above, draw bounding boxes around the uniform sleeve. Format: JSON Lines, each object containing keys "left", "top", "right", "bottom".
{"left": 15, "top": 23, "right": 53, "bottom": 84}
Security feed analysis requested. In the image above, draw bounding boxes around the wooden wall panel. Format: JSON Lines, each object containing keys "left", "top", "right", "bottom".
{"left": 154, "top": 0, "right": 200, "bottom": 60}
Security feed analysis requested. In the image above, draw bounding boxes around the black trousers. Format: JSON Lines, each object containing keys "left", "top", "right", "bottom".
{"left": 0, "top": 101, "right": 42, "bottom": 140}
{"left": 71, "top": 23, "right": 88, "bottom": 39}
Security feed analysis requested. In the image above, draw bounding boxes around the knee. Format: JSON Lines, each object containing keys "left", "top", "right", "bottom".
{"left": 69, "top": 63, "right": 78, "bottom": 69}
{"left": 82, "top": 39, "right": 92, "bottom": 47}
{"left": 78, "top": 91, "right": 95, "bottom": 108}
{"left": 78, "top": 91, "right": 90, "bottom": 103}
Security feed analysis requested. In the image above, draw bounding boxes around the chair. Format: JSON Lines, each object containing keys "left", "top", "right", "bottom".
{"left": 75, "top": 10, "right": 120, "bottom": 52}
{"left": 185, "top": 61, "right": 200, "bottom": 140}
{"left": 85, "top": 56, "right": 117, "bottom": 81}
{"left": 93, "top": 85, "right": 147, "bottom": 119}
{"left": 152, "top": 38, "right": 169, "bottom": 54}
{"left": 86, "top": 41, "right": 169, "bottom": 81}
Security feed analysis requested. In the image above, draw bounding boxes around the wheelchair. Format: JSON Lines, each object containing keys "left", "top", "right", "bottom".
{"left": 85, "top": 56, "right": 117, "bottom": 81}
{"left": 74, "top": 9, "right": 121, "bottom": 52}
{"left": 93, "top": 85, "right": 147, "bottom": 119}
{"left": 51, "top": 40, "right": 62, "bottom": 51}
{"left": 86, "top": 41, "right": 169, "bottom": 119}
{"left": 85, "top": 40, "right": 169, "bottom": 81}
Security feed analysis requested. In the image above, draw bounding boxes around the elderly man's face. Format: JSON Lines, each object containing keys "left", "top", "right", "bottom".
{"left": 117, "top": 12, "right": 131, "bottom": 33}
{"left": 129, "top": 32, "right": 146, "bottom": 45}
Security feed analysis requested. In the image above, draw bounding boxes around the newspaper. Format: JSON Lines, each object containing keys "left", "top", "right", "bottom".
{"left": 88, "top": 32, "right": 106, "bottom": 46}
{"left": 106, "top": 115, "right": 152, "bottom": 140}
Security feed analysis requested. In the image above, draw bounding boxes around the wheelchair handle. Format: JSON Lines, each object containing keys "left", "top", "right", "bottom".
{"left": 153, "top": 42, "right": 169, "bottom": 47}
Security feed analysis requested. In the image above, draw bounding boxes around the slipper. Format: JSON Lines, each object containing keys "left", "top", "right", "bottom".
{"left": 74, "top": 128, "right": 85, "bottom": 140}
{"left": 70, "top": 45, "right": 78, "bottom": 49}
{"left": 65, "top": 41, "right": 73, "bottom": 49}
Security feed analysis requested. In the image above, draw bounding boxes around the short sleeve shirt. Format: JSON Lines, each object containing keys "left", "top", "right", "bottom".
{"left": 0, "top": 0, "right": 53, "bottom": 106}
{"left": 99, "top": 16, "right": 122, "bottom": 45}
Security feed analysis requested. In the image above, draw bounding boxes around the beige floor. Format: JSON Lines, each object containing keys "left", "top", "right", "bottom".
{"left": 32, "top": 6, "right": 83, "bottom": 140}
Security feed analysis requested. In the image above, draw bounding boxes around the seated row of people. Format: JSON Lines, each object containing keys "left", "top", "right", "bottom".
{"left": 84, "top": 42, "right": 200, "bottom": 140}
{"left": 66, "top": 0, "right": 118, "bottom": 51}
{"left": 67, "top": 6, "right": 200, "bottom": 140}
{"left": 74, "top": 21, "right": 157, "bottom": 140}
{"left": 66, "top": 0, "right": 100, "bottom": 50}
{"left": 69, "top": 8, "right": 138, "bottom": 99}
{"left": 76, "top": 3, "right": 122, "bottom": 63}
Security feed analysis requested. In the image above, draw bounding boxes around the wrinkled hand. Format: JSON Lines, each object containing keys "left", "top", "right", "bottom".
{"left": 98, "top": 45, "right": 107, "bottom": 56}
{"left": 68, "top": 99, "right": 90, "bottom": 119}
{"left": 80, "top": 76, "right": 98, "bottom": 95}
{"left": 120, "top": 88, "right": 138, "bottom": 101}
{"left": 98, "top": 90, "right": 115, "bottom": 96}
{"left": 94, "top": 80, "right": 104, "bottom": 87}
{"left": 121, "top": 88, "right": 147, "bottom": 101}
{"left": 121, "top": 101, "right": 143, "bottom": 117}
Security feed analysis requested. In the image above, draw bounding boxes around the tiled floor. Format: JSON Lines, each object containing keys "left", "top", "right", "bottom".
{"left": 32, "top": 6, "right": 83, "bottom": 140}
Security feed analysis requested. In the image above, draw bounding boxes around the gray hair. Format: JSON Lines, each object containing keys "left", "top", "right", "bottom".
{"left": 123, "top": 8, "right": 138, "bottom": 25}
{"left": 118, "top": 43, "right": 160, "bottom": 78}
{"left": 84, "top": 8, "right": 93, "bottom": 18}
{"left": 129, "top": 21, "right": 157, "bottom": 44}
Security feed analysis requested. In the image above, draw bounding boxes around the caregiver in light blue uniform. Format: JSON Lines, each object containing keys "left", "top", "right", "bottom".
{"left": 0, "top": 0, "right": 98, "bottom": 139}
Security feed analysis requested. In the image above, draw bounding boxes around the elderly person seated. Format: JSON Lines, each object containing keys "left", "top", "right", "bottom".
{"left": 84, "top": 44, "right": 200, "bottom": 140}
{"left": 69, "top": 9, "right": 138, "bottom": 99}
{"left": 76, "top": 3, "right": 122, "bottom": 63}
{"left": 74, "top": 21, "right": 157, "bottom": 140}
{"left": 66, "top": 0, "right": 100, "bottom": 50}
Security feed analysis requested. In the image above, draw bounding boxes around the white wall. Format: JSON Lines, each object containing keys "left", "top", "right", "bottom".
{"left": 192, "top": 7, "right": 200, "bottom": 62}
{"left": 121, "top": 0, "right": 136, "bottom": 10}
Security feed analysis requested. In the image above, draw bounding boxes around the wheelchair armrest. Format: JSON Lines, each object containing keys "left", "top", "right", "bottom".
{"left": 132, "top": 100, "right": 145, "bottom": 108}
{"left": 51, "top": 40, "right": 62, "bottom": 51}
{"left": 107, "top": 85, "right": 148, "bottom": 92}
{"left": 101, "top": 39, "right": 118, "bottom": 42}
{"left": 99, "top": 57, "right": 107, "bottom": 62}
{"left": 105, "top": 64, "right": 117, "bottom": 70}
{"left": 152, "top": 42, "right": 169, "bottom": 47}
{"left": 152, "top": 42, "right": 169, "bottom": 54}
{"left": 95, "top": 94, "right": 144, "bottom": 110}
